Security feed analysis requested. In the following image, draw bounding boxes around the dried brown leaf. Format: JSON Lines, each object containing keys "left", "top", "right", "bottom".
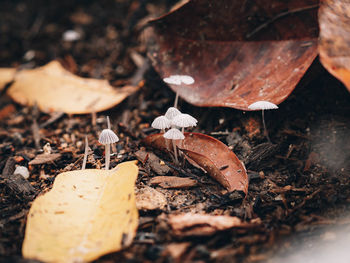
{"left": 143, "top": 132, "right": 248, "bottom": 193}
{"left": 319, "top": 0, "right": 350, "bottom": 92}
{"left": 146, "top": 0, "right": 318, "bottom": 110}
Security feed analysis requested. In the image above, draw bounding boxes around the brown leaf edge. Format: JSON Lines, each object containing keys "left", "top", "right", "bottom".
{"left": 143, "top": 132, "right": 248, "bottom": 193}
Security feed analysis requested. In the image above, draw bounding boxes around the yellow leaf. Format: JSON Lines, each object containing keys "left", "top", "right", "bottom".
{"left": 7, "top": 61, "right": 139, "bottom": 114}
{"left": 22, "top": 161, "right": 139, "bottom": 263}
{"left": 0, "top": 68, "right": 16, "bottom": 90}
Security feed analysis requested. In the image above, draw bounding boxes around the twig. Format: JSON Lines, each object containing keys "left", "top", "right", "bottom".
{"left": 39, "top": 112, "right": 64, "bottom": 128}
{"left": 81, "top": 135, "right": 88, "bottom": 170}
{"left": 31, "top": 104, "right": 41, "bottom": 149}
{"left": 246, "top": 4, "right": 319, "bottom": 39}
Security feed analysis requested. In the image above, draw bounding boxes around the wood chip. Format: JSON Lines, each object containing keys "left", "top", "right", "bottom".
{"left": 136, "top": 185, "right": 167, "bottom": 210}
{"left": 150, "top": 176, "right": 197, "bottom": 189}
{"left": 29, "top": 153, "right": 61, "bottom": 165}
{"left": 135, "top": 150, "right": 170, "bottom": 176}
{"left": 168, "top": 213, "right": 243, "bottom": 236}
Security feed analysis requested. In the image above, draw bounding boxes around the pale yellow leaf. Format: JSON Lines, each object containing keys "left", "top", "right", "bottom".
{"left": 0, "top": 68, "right": 16, "bottom": 90}
{"left": 22, "top": 161, "right": 139, "bottom": 263}
{"left": 7, "top": 61, "right": 139, "bottom": 114}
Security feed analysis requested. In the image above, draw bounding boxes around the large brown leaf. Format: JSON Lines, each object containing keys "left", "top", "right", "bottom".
{"left": 319, "top": 0, "right": 350, "bottom": 92}
{"left": 146, "top": 0, "right": 319, "bottom": 110}
{"left": 144, "top": 132, "right": 248, "bottom": 193}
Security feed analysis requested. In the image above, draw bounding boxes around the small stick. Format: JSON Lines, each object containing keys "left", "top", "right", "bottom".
{"left": 81, "top": 135, "right": 88, "bottom": 170}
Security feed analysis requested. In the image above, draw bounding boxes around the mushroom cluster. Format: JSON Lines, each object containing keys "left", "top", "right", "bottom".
{"left": 152, "top": 107, "right": 197, "bottom": 164}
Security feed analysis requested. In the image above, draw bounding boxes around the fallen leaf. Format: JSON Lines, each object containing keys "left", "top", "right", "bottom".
{"left": 0, "top": 68, "right": 16, "bottom": 90}
{"left": 146, "top": 0, "right": 318, "bottom": 110}
{"left": 28, "top": 153, "right": 61, "bottom": 165}
{"left": 150, "top": 176, "right": 197, "bottom": 189}
{"left": 6, "top": 61, "right": 139, "bottom": 114}
{"left": 168, "top": 213, "right": 242, "bottom": 236}
{"left": 319, "top": 0, "right": 350, "bottom": 92}
{"left": 22, "top": 161, "right": 139, "bottom": 263}
{"left": 136, "top": 185, "right": 167, "bottom": 210}
{"left": 144, "top": 132, "right": 248, "bottom": 193}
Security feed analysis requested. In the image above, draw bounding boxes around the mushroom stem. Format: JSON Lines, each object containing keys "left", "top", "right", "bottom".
{"left": 172, "top": 140, "right": 179, "bottom": 164}
{"left": 107, "top": 116, "right": 111, "bottom": 130}
{"left": 174, "top": 92, "right": 179, "bottom": 108}
{"left": 105, "top": 143, "right": 110, "bottom": 170}
{"left": 261, "top": 110, "right": 271, "bottom": 143}
{"left": 82, "top": 135, "right": 88, "bottom": 170}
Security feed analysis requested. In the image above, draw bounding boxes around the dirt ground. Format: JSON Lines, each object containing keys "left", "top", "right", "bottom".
{"left": 1, "top": 1, "right": 350, "bottom": 262}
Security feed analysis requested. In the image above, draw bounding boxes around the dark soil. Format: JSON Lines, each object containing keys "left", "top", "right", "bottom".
{"left": 1, "top": 1, "right": 350, "bottom": 263}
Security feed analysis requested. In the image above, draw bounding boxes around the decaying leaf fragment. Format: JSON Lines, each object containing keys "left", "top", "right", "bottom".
{"left": 22, "top": 161, "right": 139, "bottom": 263}
{"left": 146, "top": 0, "right": 318, "bottom": 110}
{"left": 143, "top": 132, "right": 248, "bottom": 193}
{"left": 0, "top": 68, "right": 16, "bottom": 90}
{"left": 6, "top": 61, "right": 139, "bottom": 114}
{"left": 168, "top": 213, "right": 242, "bottom": 236}
{"left": 319, "top": 0, "right": 350, "bottom": 92}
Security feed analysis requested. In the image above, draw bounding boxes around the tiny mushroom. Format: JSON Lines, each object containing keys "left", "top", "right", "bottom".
{"left": 171, "top": 113, "right": 198, "bottom": 133}
{"left": 152, "top": 115, "right": 171, "bottom": 132}
{"left": 163, "top": 128, "right": 185, "bottom": 164}
{"left": 98, "top": 116, "right": 119, "bottom": 170}
{"left": 248, "top": 100, "right": 278, "bottom": 143}
{"left": 165, "top": 107, "right": 181, "bottom": 120}
{"left": 163, "top": 75, "right": 195, "bottom": 108}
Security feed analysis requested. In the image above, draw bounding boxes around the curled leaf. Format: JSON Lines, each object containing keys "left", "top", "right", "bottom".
{"left": 22, "top": 161, "right": 139, "bottom": 263}
{"left": 7, "top": 61, "right": 139, "bottom": 114}
{"left": 319, "top": 0, "right": 350, "bottom": 92}
{"left": 144, "top": 132, "right": 248, "bottom": 193}
{"left": 146, "top": 0, "right": 318, "bottom": 110}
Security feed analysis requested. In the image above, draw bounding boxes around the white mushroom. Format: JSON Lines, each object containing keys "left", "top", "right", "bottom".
{"left": 248, "top": 101, "right": 278, "bottom": 143}
{"left": 163, "top": 75, "right": 195, "bottom": 108}
{"left": 165, "top": 107, "right": 181, "bottom": 120}
{"left": 163, "top": 128, "right": 184, "bottom": 164}
{"left": 151, "top": 115, "right": 171, "bottom": 132}
{"left": 171, "top": 113, "right": 198, "bottom": 133}
{"left": 98, "top": 116, "right": 119, "bottom": 170}
{"left": 248, "top": 101, "right": 278, "bottom": 110}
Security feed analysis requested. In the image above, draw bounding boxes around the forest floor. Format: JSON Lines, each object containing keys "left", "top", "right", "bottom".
{"left": 1, "top": 1, "right": 350, "bottom": 262}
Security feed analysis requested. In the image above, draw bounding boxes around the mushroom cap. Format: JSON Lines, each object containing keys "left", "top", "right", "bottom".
{"left": 163, "top": 128, "right": 185, "bottom": 140}
{"left": 172, "top": 113, "right": 197, "bottom": 128}
{"left": 248, "top": 101, "right": 278, "bottom": 110}
{"left": 165, "top": 107, "right": 182, "bottom": 120}
{"left": 163, "top": 75, "right": 181, "bottom": 85}
{"left": 152, "top": 115, "right": 171, "bottom": 130}
{"left": 163, "top": 75, "right": 195, "bottom": 85}
{"left": 99, "top": 129, "right": 119, "bottom": 144}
